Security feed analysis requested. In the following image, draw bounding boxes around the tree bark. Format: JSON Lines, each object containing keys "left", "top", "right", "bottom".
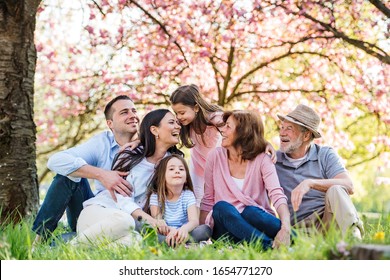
{"left": 0, "top": 0, "right": 41, "bottom": 224}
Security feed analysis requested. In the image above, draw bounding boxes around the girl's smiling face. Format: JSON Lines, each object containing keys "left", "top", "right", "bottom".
{"left": 165, "top": 156, "right": 187, "bottom": 188}
{"left": 171, "top": 102, "right": 198, "bottom": 126}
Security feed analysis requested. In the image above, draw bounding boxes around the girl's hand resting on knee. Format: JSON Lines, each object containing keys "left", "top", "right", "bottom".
{"left": 175, "top": 227, "right": 189, "bottom": 244}
{"left": 165, "top": 229, "right": 179, "bottom": 247}
{"left": 165, "top": 228, "right": 189, "bottom": 247}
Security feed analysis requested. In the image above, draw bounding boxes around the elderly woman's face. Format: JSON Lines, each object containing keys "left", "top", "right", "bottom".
{"left": 220, "top": 115, "right": 237, "bottom": 148}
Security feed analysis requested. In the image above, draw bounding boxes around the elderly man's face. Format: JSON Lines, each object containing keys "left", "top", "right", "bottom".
{"left": 279, "top": 120, "right": 305, "bottom": 154}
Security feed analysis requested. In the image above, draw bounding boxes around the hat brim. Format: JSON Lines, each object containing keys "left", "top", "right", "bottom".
{"left": 277, "top": 114, "right": 321, "bottom": 138}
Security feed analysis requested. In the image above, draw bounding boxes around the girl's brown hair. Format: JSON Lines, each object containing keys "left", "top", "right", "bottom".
{"left": 223, "top": 110, "right": 267, "bottom": 161}
{"left": 143, "top": 154, "right": 194, "bottom": 216}
{"left": 170, "top": 84, "right": 222, "bottom": 148}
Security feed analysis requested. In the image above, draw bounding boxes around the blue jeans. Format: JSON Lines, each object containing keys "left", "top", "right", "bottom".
{"left": 32, "top": 174, "right": 94, "bottom": 239}
{"left": 212, "top": 201, "right": 282, "bottom": 250}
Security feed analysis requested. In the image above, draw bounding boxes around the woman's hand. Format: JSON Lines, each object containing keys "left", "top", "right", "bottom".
{"left": 156, "top": 219, "right": 170, "bottom": 235}
{"left": 265, "top": 142, "right": 277, "bottom": 164}
{"left": 272, "top": 225, "right": 291, "bottom": 249}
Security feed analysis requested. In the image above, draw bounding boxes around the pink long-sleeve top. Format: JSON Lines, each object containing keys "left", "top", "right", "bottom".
{"left": 200, "top": 147, "right": 288, "bottom": 220}
{"left": 190, "top": 111, "right": 223, "bottom": 177}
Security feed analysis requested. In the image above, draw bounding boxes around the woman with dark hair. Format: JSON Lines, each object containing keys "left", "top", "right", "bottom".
{"left": 200, "top": 110, "right": 292, "bottom": 250}
{"left": 72, "top": 109, "right": 183, "bottom": 246}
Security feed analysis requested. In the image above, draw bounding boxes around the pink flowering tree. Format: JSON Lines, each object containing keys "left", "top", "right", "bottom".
{"left": 35, "top": 0, "right": 389, "bottom": 185}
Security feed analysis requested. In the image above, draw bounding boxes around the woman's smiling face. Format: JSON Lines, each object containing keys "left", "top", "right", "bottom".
{"left": 154, "top": 112, "right": 181, "bottom": 145}
{"left": 219, "top": 115, "right": 237, "bottom": 148}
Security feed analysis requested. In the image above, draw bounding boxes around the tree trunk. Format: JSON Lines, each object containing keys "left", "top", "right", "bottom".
{"left": 0, "top": 0, "right": 41, "bottom": 224}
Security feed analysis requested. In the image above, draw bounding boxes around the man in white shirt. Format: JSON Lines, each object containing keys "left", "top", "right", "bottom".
{"left": 32, "top": 95, "right": 139, "bottom": 242}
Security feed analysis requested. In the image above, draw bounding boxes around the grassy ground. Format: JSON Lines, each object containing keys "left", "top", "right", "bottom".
{"left": 1, "top": 213, "right": 389, "bottom": 260}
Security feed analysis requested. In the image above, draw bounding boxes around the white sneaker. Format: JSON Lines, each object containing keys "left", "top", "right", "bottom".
{"left": 199, "top": 240, "right": 212, "bottom": 247}
{"left": 351, "top": 225, "right": 362, "bottom": 240}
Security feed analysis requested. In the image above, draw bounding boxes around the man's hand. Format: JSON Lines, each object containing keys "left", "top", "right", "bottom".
{"left": 291, "top": 179, "right": 313, "bottom": 212}
{"left": 98, "top": 170, "right": 133, "bottom": 202}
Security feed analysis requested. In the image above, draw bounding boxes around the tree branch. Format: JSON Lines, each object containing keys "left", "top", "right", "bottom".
{"left": 230, "top": 50, "right": 330, "bottom": 103}
{"left": 91, "top": 0, "right": 106, "bottom": 16}
{"left": 227, "top": 88, "right": 325, "bottom": 104}
{"left": 368, "top": 0, "right": 390, "bottom": 18}
{"left": 128, "top": 0, "right": 189, "bottom": 66}
{"left": 209, "top": 55, "right": 223, "bottom": 102}
{"left": 220, "top": 45, "right": 235, "bottom": 106}
{"left": 346, "top": 151, "right": 384, "bottom": 168}
{"left": 295, "top": 5, "right": 390, "bottom": 64}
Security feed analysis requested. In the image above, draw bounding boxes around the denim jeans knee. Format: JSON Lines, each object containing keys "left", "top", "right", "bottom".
{"left": 32, "top": 174, "right": 94, "bottom": 238}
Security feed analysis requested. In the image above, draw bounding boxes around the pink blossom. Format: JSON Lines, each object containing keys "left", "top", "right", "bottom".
{"left": 89, "top": 12, "right": 96, "bottom": 20}
{"left": 336, "top": 241, "right": 350, "bottom": 257}
{"left": 46, "top": 51, "right": 55, "bottom": 59}
{"left": 33, "top": 0, "right": 389, "bottom": 167}
{"left": 99, "top": 29, "right": 109, "bottom": 38}
{"left": 199, "top": 49, "right": 209, "bottom": 57}
{"left": 36, "top": 43, "right": 43, "bottom": 52}
{"left": 85, "top": 25, "right": 94, "bottom": 34}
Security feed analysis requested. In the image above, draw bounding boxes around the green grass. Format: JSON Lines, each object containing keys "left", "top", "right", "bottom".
{"left": 1, "top": 213, "right": 389, "bottom": 260}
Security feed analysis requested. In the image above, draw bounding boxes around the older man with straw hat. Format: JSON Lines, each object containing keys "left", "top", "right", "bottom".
{"left": 275, "top": 104, "right": 363, "bottom": 240}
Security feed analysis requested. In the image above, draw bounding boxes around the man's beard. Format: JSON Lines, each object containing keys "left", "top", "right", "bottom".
{"left": 280, "top": 134, "right": 304, "bottom": 154}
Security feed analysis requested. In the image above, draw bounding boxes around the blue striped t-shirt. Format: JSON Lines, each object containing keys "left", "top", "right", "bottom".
{"left": 150, "top": 190, "right": 196, "bottom": 228}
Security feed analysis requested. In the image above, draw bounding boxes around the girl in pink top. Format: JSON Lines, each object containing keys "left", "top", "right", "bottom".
{"left": 170, "top": 84, "right": 224, "bottom": 207}
{"left": 200, "top": 110, "right": 292, "bottom": 250}
{"left": 170, "top": 85, "right": 276, "bottom": 208}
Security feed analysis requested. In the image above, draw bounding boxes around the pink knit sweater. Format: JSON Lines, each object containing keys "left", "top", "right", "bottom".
{"left": 200, "top": 147, "right": 288, "bottom": 221}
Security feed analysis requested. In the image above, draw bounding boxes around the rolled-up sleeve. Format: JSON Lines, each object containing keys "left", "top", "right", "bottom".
{"left": 47, "top": 152, "right": 88, "bottom": 182}
{"left": 46, "top": 134, "right": 108, "bottom": 182}
{"left": 117, "top": 195, "right": 141, "bottom": 215}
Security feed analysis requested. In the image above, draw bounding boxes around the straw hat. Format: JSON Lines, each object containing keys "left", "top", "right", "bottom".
{"left": 277, "top": 104, "right": 321, "bottom": 138}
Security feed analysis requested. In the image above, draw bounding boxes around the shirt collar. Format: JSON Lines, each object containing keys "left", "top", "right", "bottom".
{"left": 277, "top": 143, "right": 318, "bottom": 167}
{"left": 107, "top": 131, "right": 120, "bottom": 151}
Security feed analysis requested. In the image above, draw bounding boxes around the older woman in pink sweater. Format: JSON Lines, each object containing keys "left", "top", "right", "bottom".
{"left": 200, "top": 110, "right": 292, "bottom": 250}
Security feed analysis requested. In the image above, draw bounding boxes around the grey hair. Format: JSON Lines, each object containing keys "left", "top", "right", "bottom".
{"left": 299, "top": 126, "right": 314, "bottom": 141}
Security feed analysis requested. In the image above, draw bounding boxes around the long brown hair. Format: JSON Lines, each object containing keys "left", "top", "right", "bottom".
{"left": 143, "top": 154, "right": 194, "bottom": 216}
{"left": 112, "top": 109, "right": 183, "bottom": 172}
{"left": 170, "top": 84, "right": 222, "bottom": 148}
{"left": 223, "top": 110, "right": 267, "bottom": 161}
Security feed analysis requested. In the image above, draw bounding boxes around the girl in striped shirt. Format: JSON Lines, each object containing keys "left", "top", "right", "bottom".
{"left": 146, "top": 154, "right": 211, "bottom": 247}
